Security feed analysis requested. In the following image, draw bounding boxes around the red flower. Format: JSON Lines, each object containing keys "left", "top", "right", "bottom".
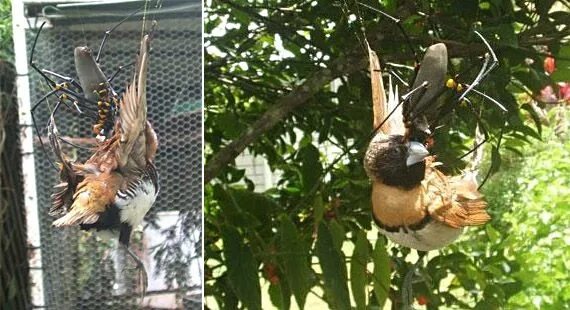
{"left": 544, "top": 55, "right": 556, "bottom": 75}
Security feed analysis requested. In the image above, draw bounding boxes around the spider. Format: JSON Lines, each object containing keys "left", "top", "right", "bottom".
{"left": 358, "top": 2, "right": 508, "bottom": 188}
{"left": 28, "top": 10, "right": 140, "bottom": 169}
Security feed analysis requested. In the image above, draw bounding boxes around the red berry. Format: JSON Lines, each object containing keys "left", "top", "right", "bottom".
{"left": 417, "top": 295, "right": 428, "bottom": 305}
{"left": 263, "top": 263, "right": 280, "bottom": 285}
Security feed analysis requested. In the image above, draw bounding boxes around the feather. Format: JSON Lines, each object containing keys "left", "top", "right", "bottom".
{"left": 52, "top": 172, "right": 123, "bottom": 227}
{"left": 423, "top": 158, "right": 490, "bottom": 228}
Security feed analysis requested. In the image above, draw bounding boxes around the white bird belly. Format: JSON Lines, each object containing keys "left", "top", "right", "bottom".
{"left": 114, "top": 180, "right": 157, "bottom": 227}
{"left": 378, "top": 221, "right": 463, "bottom": 251}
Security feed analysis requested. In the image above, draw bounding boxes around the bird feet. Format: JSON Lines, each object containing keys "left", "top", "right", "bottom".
{"left": 401, "top": 251, "right": 428, "bottom": 309}
{"left": 120, "top": 245, "right": 149, "bottom": 300}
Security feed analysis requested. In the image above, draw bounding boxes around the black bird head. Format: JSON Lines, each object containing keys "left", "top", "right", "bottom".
{"left": 365, "top": 43, "right": 448, "bottom": 189}
{"left": 366, "top": 135, "right": 430, "bottom": 189}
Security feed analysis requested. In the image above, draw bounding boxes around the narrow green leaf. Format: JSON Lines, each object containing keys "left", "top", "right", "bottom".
{"left": 214, "top": 185, "right": 260, "bottom": 228}
{"left": 221, "top": 226, "right": 262, "bottom": 310}
{"left": 489, "top": 145, "right": 502, "bottom": 176}
{"left": 316, "top": 222, "right": 351, "bottom": 309}
{"left": 372, "top": 238, "right": 391, "bottom": 307}
{"left": 329, "top": 219, "right": 345, "bottom": 251}
{"left": 268, "top": 281, "right": 291, "bottom": 310}
{"left": 297, "top": 144, "right": 323, "bottom": 191}
{"left": 313, "top": 194, "right": 325, "bottom": 231}
{"left": 350, "top": 230, "right": 370, "bottom": 310}
{"left": 486, "top": 224, "right": 500, "bottom": 243}
{"left": 495, "top": 24, "right": 518, "bottom": 47}
{"left": 280, "top": 216, "right": 313, "bottom": 309}
{"left": 552, "top": 45, "right": 570, "bottom": 82}
{"left": 230, "top": 188, "right": 279, "bottom": 224}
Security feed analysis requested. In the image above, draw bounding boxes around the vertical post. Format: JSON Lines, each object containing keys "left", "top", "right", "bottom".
{"left": 11, "top": 0, "right": 45, "bottom": 307}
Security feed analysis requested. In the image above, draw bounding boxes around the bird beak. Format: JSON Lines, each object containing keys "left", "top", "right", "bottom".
{"left": 406, "top": 141, "right": 430, "bottom": 166}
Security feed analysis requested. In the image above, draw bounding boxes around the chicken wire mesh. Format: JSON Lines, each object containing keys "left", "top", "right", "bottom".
{"left": 22, "top": 2, "right": 202, "bottom": 309}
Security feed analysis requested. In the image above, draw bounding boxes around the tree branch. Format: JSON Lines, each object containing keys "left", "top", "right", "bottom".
{"left": 204, "top": 48, "right": 368, "bottom": 183}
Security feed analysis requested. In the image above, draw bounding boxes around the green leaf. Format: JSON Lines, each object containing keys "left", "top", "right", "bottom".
{"left": 268, "top": 281, "right": 291, "bottom": 310}
{"left": 313, "top": 193, "right": 325, "bottom": 231}
{"left": 329, "top": 219, "right": 345, "bottom": 251}
{"left": 221, "top": 226, "right": 262, "bottom": 310}
{"left": 494, "top": 24, "right": 518, "bottom": 47}
{"left": 551, "top": 45, "right": 570, "bottom": 82}
{"left": 229, "top": 188, "right": 279, "bottom": 224}
{"left": 489, "top": 145, "right": 502, "bottom": 176}
{"left": 297, "top": 144, "right": 323, "bottom": 191}
{"left": 372, "top": 238, "right": 391, "bottom": 307}
{"left": 350, "top": 230, "right": 370, "bottom": 310}
{"left": 214, "top": 186, "right": 261, "bottom": 228}
{"left": 486, "top": 224, "right": 500, "bottom": 244}
{"left": 316, "top": 222, "right": 351, "bottom": 309}
{"left": 479, "top": 2, "right": 491, "bottom": 9}
{"left": 217, "top": 111, "right": 243, "bottom": 139}
{"left": 280, "top": 216, "right": 313, "bottom": 309}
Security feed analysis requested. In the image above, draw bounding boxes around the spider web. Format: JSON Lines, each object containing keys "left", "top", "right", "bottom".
{"left": 24, "top": 0, "right": 202, "bottom": 308}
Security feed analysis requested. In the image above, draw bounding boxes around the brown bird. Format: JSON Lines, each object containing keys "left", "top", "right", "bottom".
{"left": 364, "top": 43, "right": 490, "bottom": 251}
{"left": 48, "top": 32, "right": 158, "bottom": 293}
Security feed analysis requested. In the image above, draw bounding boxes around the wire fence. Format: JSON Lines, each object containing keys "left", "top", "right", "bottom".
{"left": 20, "top": 1, "right": 202, "bottom": 309}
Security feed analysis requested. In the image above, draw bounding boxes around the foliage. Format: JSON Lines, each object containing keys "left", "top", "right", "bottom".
{"left": 0, "top": 0, "right": 12, "bottom": 61}
{"left": 1, "top": 1, "right": 27, "bottom": 306}
{"left": 475, "top": 110, "right": 570, "bottom": 309}
{"left": 205, "top": 0, "right": 570, "bottom": 308}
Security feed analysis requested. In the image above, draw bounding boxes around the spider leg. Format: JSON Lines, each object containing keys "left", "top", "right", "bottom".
{"left": 96, "top": 8, "right": 143, "bottom": 62}
{"left": 460, "top": 86, "right": 507, "bottom": 112}
{"left": 41, "top": 69, "right": 83, "bottom": 93}
{"left": 479, "top": 122, "right": 505, "bottom": 190}
{"left": 107, "top": 62, "right": 135, "bottom": 83}
{"left": 454, "top": 98, "right": 506, "bottom": 189}
{"left": 457, "top": 31, "right": 499, "bottom": 102}
{"left": 357, "top": 2, "right": 420, "bottom": 64}
{"left": 371, "top": 80, "right": 429, "bottom": 137}
{"left": 47, "top": 100, "right": 90, "bottom": 149}
{"left": 30, "top": 88, "right": 62, "bottom": 170}
{"left": 457, "top": 100, "right": 489, "bottom": 161}
{"left": 29, "top": 22, "right": 57, "bottom": 89}
{"left": 58, "top": 136, "right": 93, "bottom": 151}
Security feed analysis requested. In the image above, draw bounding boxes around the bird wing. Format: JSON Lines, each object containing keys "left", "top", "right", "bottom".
{"left": 52, "top": 172, "right": 123, "bottom": 227}
{"left": 47, "top": 121, "right": 83, "bottom": 216}
{"left": 423, "top": 158, "right": 490, "bottom": 228}
{"left": 369, "top": 48, "right": 405, "bottom": 136}
{"left": 115, "top": 34, "right": 151, "bottom": 170}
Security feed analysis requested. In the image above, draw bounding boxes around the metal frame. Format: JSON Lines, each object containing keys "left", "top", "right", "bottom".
{"left": 12, "top": 0, "right": 45, "bottom": 307}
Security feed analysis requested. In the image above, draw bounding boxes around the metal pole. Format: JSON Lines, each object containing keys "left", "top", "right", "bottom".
{"left": 11, "top": 0, "right": 45, "bottom": 307}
